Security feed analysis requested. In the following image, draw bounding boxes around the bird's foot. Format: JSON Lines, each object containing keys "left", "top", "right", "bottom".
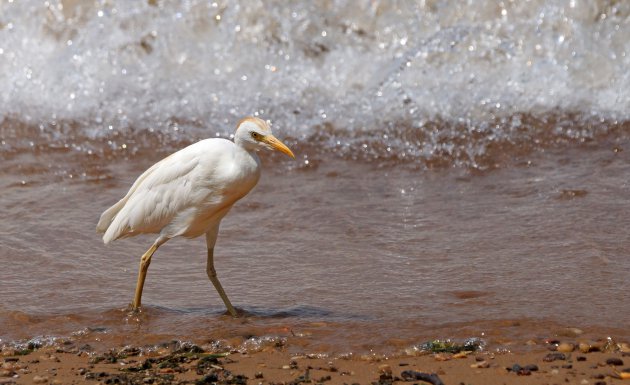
{"left": 127, "top": 302, "right": 142, "bottom": 314}
{"left": 222, "top": 306, "right": 247, "bottom": 318}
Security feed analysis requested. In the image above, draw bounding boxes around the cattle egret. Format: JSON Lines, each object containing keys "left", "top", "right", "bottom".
{"left": 96, "top": 117, "right": 295, "bottom": 316}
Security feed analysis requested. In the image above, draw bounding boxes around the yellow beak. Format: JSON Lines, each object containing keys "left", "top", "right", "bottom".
{"left": 263, "top": 135, "right": 295, "bottom": 158}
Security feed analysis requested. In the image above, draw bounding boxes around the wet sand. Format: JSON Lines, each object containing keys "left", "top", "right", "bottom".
{"left": 2, "top": 338, "right": 630, "bottom": 385}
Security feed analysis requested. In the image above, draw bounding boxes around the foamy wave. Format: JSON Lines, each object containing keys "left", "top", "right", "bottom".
{"left": 1, "top": 0, "right": 628, "bottom": 166}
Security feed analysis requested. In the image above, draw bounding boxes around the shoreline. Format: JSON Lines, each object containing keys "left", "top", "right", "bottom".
{"left": 2, "top": 337, "right": 629, "bottom": 384}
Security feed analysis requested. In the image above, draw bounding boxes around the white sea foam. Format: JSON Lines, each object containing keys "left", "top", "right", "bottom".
{"left": 0, "top": 0, "right": 628, "bottom": 164}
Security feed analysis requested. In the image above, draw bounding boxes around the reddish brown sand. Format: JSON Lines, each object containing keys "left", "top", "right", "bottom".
{"left": 2, "top": 343, "right": 630, "bottom": 385}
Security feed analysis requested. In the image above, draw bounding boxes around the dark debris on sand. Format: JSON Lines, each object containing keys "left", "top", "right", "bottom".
{"left": 80, "top": 344, "right": 244, "bottom": 385}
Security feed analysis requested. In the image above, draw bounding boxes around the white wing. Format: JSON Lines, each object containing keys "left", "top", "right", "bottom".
{"left": 98, "top": 139, "right": 233, "bottom": 244}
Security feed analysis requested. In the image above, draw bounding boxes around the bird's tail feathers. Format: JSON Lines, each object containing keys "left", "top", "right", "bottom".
{"left": 96, "top": 199, "right": 127, "bottom": 243}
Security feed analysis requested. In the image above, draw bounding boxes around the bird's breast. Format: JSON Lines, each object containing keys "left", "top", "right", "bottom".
{"left": 212, "top": 149, "right": 261, "bottom": 203}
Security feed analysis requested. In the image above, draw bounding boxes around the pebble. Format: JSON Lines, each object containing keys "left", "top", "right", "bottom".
{"left": 433, "top": 353, "right": 452, "bottom": 361}
{"left": 557, "top": 343, "right": 575, "bottom": 353}
{"left": 32, "top": 375, "right": 48, "bottom": 384}
{"left": 620, "top": 343, "right": 630, "bottom": 353}
{"left": 470, "top": 361, "right": 489, "bottom": 369}
{"left": 543, "top": 352, "right": 566, "bottom": 362}
{"left": 377, "top": 364, "right": 392, "bottom": 376}
{"left": 605, "top": 357, "right": 623, "bottom": 366}
{"left": 509, "top": 363, "right": 538, "bottom": 376}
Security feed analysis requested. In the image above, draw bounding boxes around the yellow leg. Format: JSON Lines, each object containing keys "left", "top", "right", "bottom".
{"left": 131, "top": 238, "right": 166, "bottom": 309}
{"left": 207, "top": 247, "right": 237, "bottom": 317}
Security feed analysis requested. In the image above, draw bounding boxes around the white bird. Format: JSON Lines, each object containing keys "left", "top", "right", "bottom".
{"left": 96, "top": 117, "right": 294, "bottom": 316}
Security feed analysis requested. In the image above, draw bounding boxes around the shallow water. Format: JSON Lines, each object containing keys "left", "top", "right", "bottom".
{"left": 1, "top": 0, "right": 630, "bottom": 354}
{"left": 2, "top": 143, "right": 630, "bottom": 353}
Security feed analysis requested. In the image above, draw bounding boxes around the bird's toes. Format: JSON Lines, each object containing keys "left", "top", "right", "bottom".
{"left": 126, "top": 303, "right": 142, "bottom": 315}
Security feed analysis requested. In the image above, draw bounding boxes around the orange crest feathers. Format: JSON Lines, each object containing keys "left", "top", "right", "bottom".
{"left": 237, "top": 116, "right": 271, "bottom": 133}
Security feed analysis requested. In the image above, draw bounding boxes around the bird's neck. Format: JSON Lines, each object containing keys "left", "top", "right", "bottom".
{"left": 234, "top": 136, "right": 257, "bottom": 153}
{"left": 234, "top": 143, "right": 261, "bottom": 166}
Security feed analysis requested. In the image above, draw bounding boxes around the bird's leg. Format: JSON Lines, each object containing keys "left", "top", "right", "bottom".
{"left": 132, "top": 237, "right": 167, "bottom": 309}
{"left": 206, "top": 247, "right": 238, "bottom": 317}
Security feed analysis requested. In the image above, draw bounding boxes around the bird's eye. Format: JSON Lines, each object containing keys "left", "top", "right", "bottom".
{"left": 251, "top": 132, "right": 261, "bottom": 140}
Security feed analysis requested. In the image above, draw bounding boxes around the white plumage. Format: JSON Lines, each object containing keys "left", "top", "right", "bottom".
{"left": 97, "top": 117, "right": 294, "bottom": 315}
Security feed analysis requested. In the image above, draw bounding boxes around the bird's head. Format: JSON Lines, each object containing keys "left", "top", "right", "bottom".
{"left": 234, "top": 117, "right": 295, "bottom": 158}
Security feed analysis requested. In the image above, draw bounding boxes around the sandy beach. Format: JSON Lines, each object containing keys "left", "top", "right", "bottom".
{"left": 2, "top": 337, "right": 630, "bottom": 385}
